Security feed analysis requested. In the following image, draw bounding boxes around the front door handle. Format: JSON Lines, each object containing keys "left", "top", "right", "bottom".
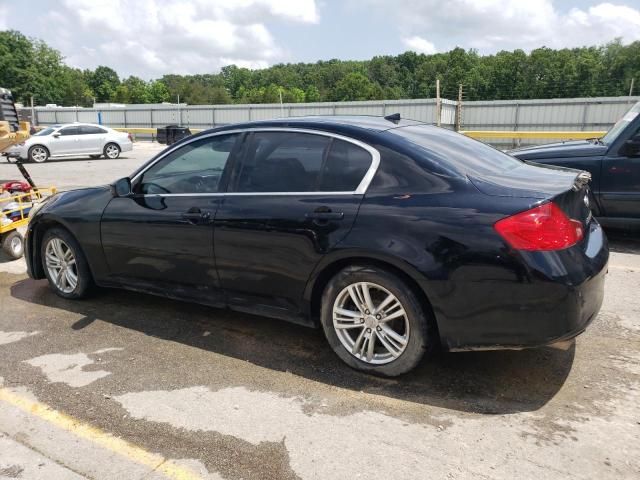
{"left": 181, "top": 207, "right": 212, "bottom": 224}
{"left": 305, "top": 206, "right": 344, "bottom": 221}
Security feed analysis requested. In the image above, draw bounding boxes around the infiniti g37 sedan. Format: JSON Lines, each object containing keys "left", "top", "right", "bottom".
{"left": 25, "top": 116, "right": 608, "bottom": 376}
{"left": 4, "top": 123, "right": 133, "bottom": 163}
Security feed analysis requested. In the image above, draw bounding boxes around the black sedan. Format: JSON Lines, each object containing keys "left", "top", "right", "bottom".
{"left": 25, "top": 116, "right": 608, "bottom": 376}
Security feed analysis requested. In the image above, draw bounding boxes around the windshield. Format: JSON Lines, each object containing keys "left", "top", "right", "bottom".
{"left": 388, "top": 125, "right": 523, "bottom": 177}
{"left": 34, "top": 128, "right": 55, "bottom": 136}
{"left": 601, "top": 102, "right": 640, "bottom": 145}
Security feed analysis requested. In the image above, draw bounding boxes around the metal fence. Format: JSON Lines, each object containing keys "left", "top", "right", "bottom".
{"left": 21, "top": 96, "right": 639, "bottom": 146}
{"left": 27, "top": 98, "right": 458, "bottom": 130}
{"left": 460, "top": 96, "right": 639, "bottom": 146}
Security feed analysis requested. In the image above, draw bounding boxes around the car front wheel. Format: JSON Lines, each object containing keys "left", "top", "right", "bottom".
{"left": 104, "top": 143, "right": 121, "bottom": 159}
{"left": 320, "top": 265, "right": 433, "bottom": 376}
{"left": 29, "top": 145, "right": 49, "bottom": 163}
{"left": 41, "top": 228, "right": 92, "bottom": 299}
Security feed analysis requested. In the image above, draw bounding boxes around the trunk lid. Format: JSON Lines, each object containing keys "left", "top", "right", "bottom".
{"left": 470, "top": 162, "right": 592, "bottom": 229}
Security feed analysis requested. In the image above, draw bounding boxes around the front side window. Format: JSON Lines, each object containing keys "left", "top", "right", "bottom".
{"left": 136, "top": 134, "right": 239, "bottom": 194}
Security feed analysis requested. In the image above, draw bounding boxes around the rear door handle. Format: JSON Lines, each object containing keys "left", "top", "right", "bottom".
{"left": 181, "top": 207, "right": 212, "bottom": 224}
{"left": 305, "top": 207, "right": 344, "bottom": 221}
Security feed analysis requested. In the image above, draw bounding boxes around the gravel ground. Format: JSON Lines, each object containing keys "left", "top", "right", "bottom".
{"left": 0, "top": 143, "right": 638, "bottom": 479}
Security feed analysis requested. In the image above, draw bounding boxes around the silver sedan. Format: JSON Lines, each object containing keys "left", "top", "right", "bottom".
{"left": 3, "top": 123, "right": 133, "bottom": 163}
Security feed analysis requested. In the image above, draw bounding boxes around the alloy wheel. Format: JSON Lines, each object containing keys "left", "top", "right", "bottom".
{"left": 105, "top": 144, "right": 120, "bottom": 159}
{"left": 332, "top": 281, "right": 410, "bottom": 364}
{"left": 45, "top": 238, "right": 78, "bottom": 294}
{"left": 31, "top": 147, "right": 48, "bottom": 163}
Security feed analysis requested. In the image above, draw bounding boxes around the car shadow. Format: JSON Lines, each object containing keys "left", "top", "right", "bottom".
{"left": 10, "top": 278, "right": 575, "bottom": 415}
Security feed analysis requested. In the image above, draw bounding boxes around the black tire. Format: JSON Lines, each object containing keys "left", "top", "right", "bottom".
{"left": 41, "top": 227, "right": 93, "bottom": 299}
{"left": 103, "top": 143, "right": 121, "bottom": 159}
{"left": 320, "top": 265, "right": 434, "bottom": 377}
{"left": 28, "top": 145, "right": 49, "bottom": 163}
{"left": 89, "top": 154, "right": 102, "bottom": 159}
{"left": 1, "top": 231, "right": 24, "bottom": 260}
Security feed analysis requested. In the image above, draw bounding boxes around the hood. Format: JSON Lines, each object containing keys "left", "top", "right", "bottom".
{"left": 469, "top": 162, "right": 585, "bottom": 199}
{"left": 508, "top": 140, "right": 607, "bottom": 160}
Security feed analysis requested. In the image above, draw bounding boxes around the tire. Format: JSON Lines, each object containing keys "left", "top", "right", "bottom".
{"left": 89, "top": 154, "right": 102, "bottom": 159}
{"left": 104, "top": 143, "right": 121, "bottom": 159}
{"left": 1, "top": 231, "right": 24, "bottom": 260}
{"left": 41, "top": 227, "right": 93, "bottom": 299}
{"left": 320, "top": 265, "right": 433, "bottom": 377}
{"left": 28, "top": 145, "right": 49, "bottom": 163}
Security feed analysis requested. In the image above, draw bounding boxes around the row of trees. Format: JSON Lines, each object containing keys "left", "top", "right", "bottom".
{"left": 1, "top": 29, "right": 639, "bottom": 106}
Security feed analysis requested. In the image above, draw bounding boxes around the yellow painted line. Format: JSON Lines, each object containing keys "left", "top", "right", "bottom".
{"left": 462, "top": 130, "right": 606, "bottom": 140}
{"left": 0, "top": 387, "right": 203, "bottom": 480}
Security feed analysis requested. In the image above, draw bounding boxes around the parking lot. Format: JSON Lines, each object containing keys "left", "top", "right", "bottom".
{"left": 0, "top": 143, "right": 639, "bottom": 479}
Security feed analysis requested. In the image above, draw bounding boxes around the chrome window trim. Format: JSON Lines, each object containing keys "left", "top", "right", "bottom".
{"left": 130, "top": 127, "right": 380, "bottom": 196}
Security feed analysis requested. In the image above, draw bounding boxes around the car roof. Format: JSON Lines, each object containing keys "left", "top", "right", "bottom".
{"left": 53, "top": 123, "right": 108, "bottom": 129}
{"left": 211, "top": 115, "right": 426, "bottom": 134}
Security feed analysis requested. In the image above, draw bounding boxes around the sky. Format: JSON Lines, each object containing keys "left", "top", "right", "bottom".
{"left": 1, "top": 0, "right": 640, "bottom": 79}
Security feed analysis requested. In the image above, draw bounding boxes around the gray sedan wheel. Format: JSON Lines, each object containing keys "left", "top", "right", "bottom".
{"left": 104, "top": 143, "right": 121, "bottom": 159}
{"left": 29, "top": 145, "right": 49, "bottom": 163}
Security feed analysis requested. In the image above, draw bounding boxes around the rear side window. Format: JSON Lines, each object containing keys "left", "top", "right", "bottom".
{"left": 388, "top": 125, "right": 523, "bottom": 177}
{"left": 234, "top": 132, "right": 330, "bottom": 192}
{"left": 81, "top": 125, "right": 107, "bottom": 134}
{"left": 233, "top": 132, "right": 373, "bottom": 193}
{"left": 319, "top": 139, "right": 371, "bottom": 191}
{"left": 59, "top": 127, "right": 80, "bottom": 136}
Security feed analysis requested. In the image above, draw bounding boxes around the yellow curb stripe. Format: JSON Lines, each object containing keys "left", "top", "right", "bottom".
{"left": 0, "top": 387, "right": 203, "bottom": 480}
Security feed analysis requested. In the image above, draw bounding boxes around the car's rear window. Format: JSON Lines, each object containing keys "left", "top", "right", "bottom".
{"left": 388, "top": 125, "right": 523, "bottom": 177}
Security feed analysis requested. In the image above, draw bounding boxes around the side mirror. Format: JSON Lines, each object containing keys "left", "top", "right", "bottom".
{"left": 112, "top": 177, "right": 132, "bottom": 197}
{"left": 623, "top": 137, "right": 640, "bottom": 157}
{"left": 52, "top": 132, "right": 61, "bottom": 138}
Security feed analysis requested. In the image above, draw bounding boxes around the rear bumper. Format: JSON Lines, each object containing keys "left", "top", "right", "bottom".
{"left": 120, "top": 141, "right": 133, "bottom": 153}
{"left": 438, "top": 221, "right": 609, "bottom": 351}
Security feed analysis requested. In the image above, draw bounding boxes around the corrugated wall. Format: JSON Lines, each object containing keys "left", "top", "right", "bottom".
{"left": 25, "top": 96, "right": 638, "bottom": 146}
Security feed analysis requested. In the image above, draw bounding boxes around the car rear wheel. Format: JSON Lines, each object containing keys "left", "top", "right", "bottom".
{"left": 41, "top": 228, "right": 92, "bottom": 299}
{"left": 1, "top": 231, "right": 24, "bottom": 259}
{"left": 29, "top": 145, "right": 49, "bottom": 163}
{"left": 320, "top": 265, "right": 432, "bottom": 376}
{"left": 104, "top": 143, "right": 121, "bottom": 159}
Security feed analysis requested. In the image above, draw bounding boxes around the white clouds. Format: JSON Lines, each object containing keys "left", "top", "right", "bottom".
{"left": 403, "top": 36, "right": 437, "bottom": 54}
{"left": 367, "top": 0, "right": 640, "bottom": 53}
{"left": 40, "top": 0, "right": 319, "bottom": 78}
{"left": 0, "top": 5, "right": 7, "bottom": 30}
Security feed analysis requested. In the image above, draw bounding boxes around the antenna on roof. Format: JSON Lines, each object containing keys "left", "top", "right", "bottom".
{"left": 384, "top": 113, "right": 401, "bottom": 124}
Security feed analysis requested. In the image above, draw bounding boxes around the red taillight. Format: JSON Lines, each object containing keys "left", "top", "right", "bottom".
{"left": 128, "top": 133, "right": 133, "bottom": 141}
{"left": 494, "top": 202, "right": 584, "bottom": 251}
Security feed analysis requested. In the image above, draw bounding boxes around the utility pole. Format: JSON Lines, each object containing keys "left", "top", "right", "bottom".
{"left": 436, "top": 79, "right": 441, "bottom": 127}
{"left": 630, "top": 78, "right": 635, "bottom": 97}
{"left": 455, "top": 84, "right": 463, "bottom": 131}
{"left": 30, "top": 96, "right": 36, "bottom": 127}
{"left": 279, "top": 88, "right": 284, "bottom": 118}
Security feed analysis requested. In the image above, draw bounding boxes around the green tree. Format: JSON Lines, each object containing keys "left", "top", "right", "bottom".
{"left": 333, "top": 72, "right": 376, "bottom": 101}
{"left": 123, "top": 76, "right": 150, "bottom": 103}
{"left": 87, "top": 66, "right": 120, "bottom": 102}
{"left": 147, "top": 80, "right": 170, "bottom": 103}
